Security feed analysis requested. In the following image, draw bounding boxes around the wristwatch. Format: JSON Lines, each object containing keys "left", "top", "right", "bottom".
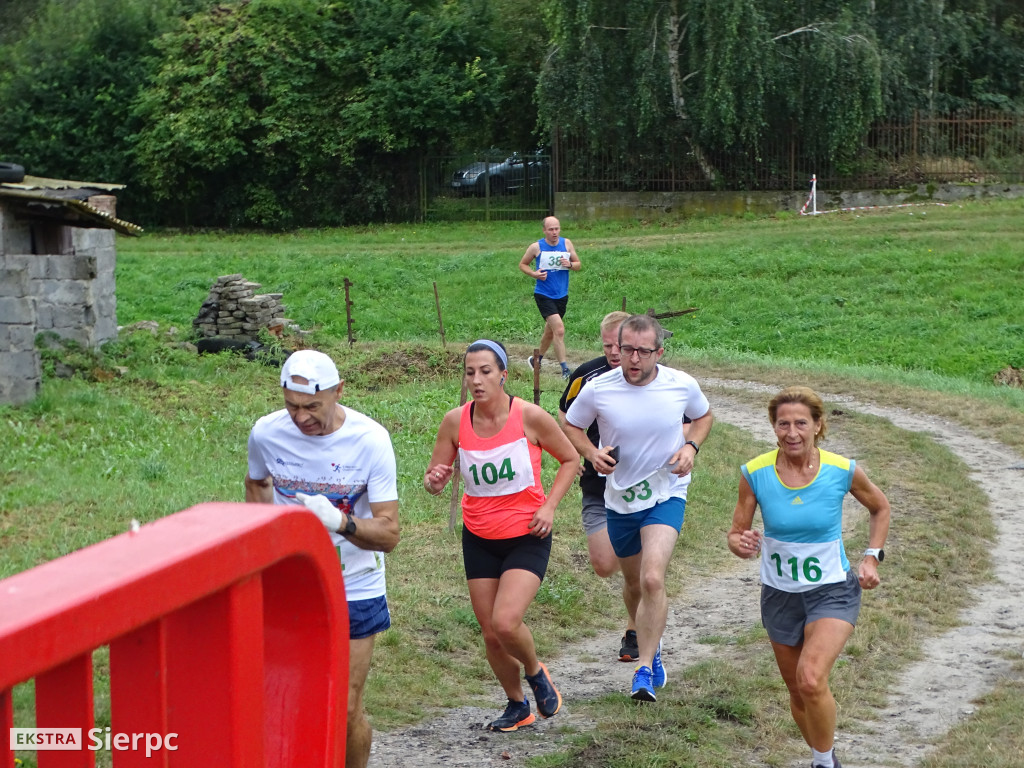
{"left": 340, "top": 514, "right": 358, "bottom": 537}
{"left": 863, "top": 547, "right": 884, "bottom": 562}
{"left": 684, "top": 440, "right": 700, "bottom": 454}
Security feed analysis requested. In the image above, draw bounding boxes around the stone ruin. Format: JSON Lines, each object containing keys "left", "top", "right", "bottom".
{"left": 192, "top": 274, "right": 299, "bottom": 342}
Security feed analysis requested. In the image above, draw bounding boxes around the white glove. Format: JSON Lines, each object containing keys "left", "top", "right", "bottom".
{"left": 295, "top": 492, "right": 343, "bottom": 532}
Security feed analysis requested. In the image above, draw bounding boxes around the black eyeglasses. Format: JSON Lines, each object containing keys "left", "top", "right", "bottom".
{"left": 621, "top": 345, "right": 658, "bottom": 359}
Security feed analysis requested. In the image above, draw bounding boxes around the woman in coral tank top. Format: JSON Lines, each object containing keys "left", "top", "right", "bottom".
{"left": 425, "top": 339, "right": 579, "bottom": 732}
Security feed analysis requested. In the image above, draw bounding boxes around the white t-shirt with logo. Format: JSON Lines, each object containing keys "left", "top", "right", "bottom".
{"left": 565, "top": 365, "right": 710, "bottom": 514}
{"left": 247, "top": 406, "right": 398, "bottom": 601}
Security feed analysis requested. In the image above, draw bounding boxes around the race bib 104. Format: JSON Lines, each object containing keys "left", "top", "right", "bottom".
{"left": 459, "top": 437, "right": 535, "bottom": 497}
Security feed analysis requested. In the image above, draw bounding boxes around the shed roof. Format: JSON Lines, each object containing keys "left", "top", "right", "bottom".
{"left": 0, "top": 175, "right": 143, "bottom": 236}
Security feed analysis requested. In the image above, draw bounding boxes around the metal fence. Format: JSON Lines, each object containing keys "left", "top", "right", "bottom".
{"left": 554, "top": 108, "right": 1024, "bottom": 193}
{"left": 421, "top": 151, "right": 553, "bottom": 222}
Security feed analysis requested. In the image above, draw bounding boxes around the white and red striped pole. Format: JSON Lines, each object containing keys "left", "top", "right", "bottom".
{"left": 799, "top": 174, "right": 818, "bottom": 215}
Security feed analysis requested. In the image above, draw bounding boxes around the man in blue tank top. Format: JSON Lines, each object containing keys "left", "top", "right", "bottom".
{"left": 518, "top": 216, "right": 581, "bottom": 379}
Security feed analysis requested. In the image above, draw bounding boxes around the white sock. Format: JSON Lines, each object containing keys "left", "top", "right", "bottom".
{"left": 811, "top": 747, "right": 834, "bottom": 767}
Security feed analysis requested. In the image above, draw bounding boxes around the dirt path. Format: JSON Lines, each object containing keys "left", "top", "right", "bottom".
{"left": 368, "top": 380, "right": 1024, "bottom": 768}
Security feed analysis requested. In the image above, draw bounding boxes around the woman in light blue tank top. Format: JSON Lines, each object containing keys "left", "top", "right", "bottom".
{"left": 727, "top": 387, "right": 891, "bottom": 768}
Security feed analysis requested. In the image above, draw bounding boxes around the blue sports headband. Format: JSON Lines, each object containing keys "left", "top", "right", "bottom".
{"left": 469, "top": 339, "right": 508, "bottom": 369}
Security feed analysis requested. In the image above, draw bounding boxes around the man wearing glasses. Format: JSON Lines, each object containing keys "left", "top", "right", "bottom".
{"left": 562, "top": 314, "right": 713, "bottom": 702}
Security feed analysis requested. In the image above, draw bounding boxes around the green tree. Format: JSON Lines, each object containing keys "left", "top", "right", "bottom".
{"left": 872, "top": 0, "right": 1024, "bottom": 116}
{"left": 481, "top": 0, "right": 550, "bottom": 150}
{"left": 132, "top": 0, "right": 504, "bottom": 227}
{"left": 0, "top": 0, "right": 45, "bottom": 46}
{"left": 0, "top": 0, "right": 188, "bottom": 217}
{"left": 539, "top": 0, "right": 884, "bottom": 182}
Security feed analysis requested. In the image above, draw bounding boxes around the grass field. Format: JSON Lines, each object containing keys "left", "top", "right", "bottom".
{"left": 2, "top": 198, "right": 1023, "bottom": 766}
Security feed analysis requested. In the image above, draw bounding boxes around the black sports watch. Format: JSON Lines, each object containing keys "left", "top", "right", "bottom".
{"left": 863, "top": 547, "right": 884, "bottom": 562}
{"left": 684, "top": 440, "right": 700, "bottom": 454}
{"left": 340, "top": 514, "right": 358, "bottom": 537}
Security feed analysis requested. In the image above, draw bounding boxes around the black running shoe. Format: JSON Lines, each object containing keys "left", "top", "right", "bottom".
{"left": 487, "top": 698, "right": 535, "bottom": 732}
{"left": 619, "top": 629, "right": 639, "bottom": 662}
{"left": 525, "top": 662, "right": 562, "bottom": 718}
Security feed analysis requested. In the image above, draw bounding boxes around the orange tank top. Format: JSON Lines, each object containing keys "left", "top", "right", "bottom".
{"left": 458, "top": 396, "right": 546, "bottom": 539}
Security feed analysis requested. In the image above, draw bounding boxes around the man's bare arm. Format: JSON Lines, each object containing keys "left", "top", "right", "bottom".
{"left": 244, "top": 473, "right": 273, "bottom": 504}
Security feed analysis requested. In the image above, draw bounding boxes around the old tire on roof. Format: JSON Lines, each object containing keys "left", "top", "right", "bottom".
{"left": 0, "top": 162, "right": 26, "bottom": 183}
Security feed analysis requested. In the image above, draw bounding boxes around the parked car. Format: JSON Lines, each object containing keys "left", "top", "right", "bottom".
{"left": 450, "top": 151, "right": 548, "bottom": 196}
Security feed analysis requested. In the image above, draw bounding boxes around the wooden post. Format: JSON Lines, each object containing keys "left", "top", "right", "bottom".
{"left": 433, "top": 281, "right": 446, "bottom": 348}
{"left": 532, "top": 347, "right": 541, "bottom": 405}
{"left": 343, "top": 278, "right": 355, "bottom": 346}
{"left": 650, "top": 307, "right": 698, "bottom": 319}
{"left": 448, "top": 379, "right": 468, "bottom": 532}
{"left": 621, "top": 296, "right": 627, "bottom": 312}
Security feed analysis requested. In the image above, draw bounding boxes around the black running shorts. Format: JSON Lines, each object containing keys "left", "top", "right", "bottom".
{"left": 462, "top": 526, "right": 551, "bottom": 581}
{"left": 534, "top": 293, "right": 568, "bottom": 319}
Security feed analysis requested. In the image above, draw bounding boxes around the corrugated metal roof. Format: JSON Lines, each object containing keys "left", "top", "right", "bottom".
{"left": 0, "top": 175, "right": 142, "bottom": 236}
{"left": 4, "top": 174, "right": 126, "bottom": 192}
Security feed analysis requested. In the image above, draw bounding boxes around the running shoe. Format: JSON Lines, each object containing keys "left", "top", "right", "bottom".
{"left": 630, "top": 665, "right": 656, "bottom": 702}
{"left": 487, "top": 698, "right": 535, "bottom": 732}
{"left": 811, "top": 749, "right": 842, "bottom": 768}
{"left": 528, "top": 355, "right": 540, "bottom": 370}
{"left": 618, "top": 630, "right": 639, "bottom": 662}
{"left": 652, "top": 640, "right": 667, "bottom": 688}
{"left": 560, "top": 363, "right": 571, "bottom": 379}
{"left": 525, "top": 662, "right": 562, "bottom": 718}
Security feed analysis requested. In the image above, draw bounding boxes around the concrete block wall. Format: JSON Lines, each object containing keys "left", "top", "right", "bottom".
{"left": 555, "top": 182, "right": 1024, "bottom": 222}
{"left": 0, "top": 250, "right": 41, "bottom": 405}
{"left": 0, "top": 201, "right": 119, "bottom": 405}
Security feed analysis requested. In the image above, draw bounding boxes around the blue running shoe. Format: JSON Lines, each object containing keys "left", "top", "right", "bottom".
{"left": 630, "top": 665, "right": 656, "bottom": 702}
{"left": 525, "top": 662, "right": 562, "bottom": 718}
{"left": 652, "top": 641, "right": 667, "bottom": 688}
{"left": 487, "top": 698, "right": 535, "bottom": 732}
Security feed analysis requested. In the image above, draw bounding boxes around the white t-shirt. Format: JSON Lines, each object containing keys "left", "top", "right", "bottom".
{"left": 247, "top": 406, "right": 398, "bottom": 601}
{"left": 565, "top": 365, "right": 710, "bottom": 512}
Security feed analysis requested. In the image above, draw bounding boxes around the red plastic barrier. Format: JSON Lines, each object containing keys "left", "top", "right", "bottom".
{"left": 0, "top": 503, "right": 348, "bottom": 767}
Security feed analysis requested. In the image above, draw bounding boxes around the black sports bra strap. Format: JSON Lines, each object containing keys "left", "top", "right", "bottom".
{"left": 469, "top": 394, "right": 514, "bottom": 424}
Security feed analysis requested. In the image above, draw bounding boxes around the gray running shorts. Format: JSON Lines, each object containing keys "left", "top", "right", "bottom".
{"left": 760, "top": 569, "right": 861, "bottom": 646}
{"left": 581, "top": 492, "right": 608, "bottom": 537}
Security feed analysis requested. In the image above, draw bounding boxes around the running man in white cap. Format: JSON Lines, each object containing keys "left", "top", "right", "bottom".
{"left": 245, "top": 349, "right": 400, "bottom": 768}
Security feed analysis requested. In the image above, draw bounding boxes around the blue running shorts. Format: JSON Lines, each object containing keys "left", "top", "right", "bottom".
{"left": 348, "top": 594, "right": 392, "bottom": 640}
{"left": 606, "top": 497, "right": 686, "bottom": 558}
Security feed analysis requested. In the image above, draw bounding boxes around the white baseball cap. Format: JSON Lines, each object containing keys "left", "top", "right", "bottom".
{"left": 280, "top": 350, "right": 340, "bottom": 394}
